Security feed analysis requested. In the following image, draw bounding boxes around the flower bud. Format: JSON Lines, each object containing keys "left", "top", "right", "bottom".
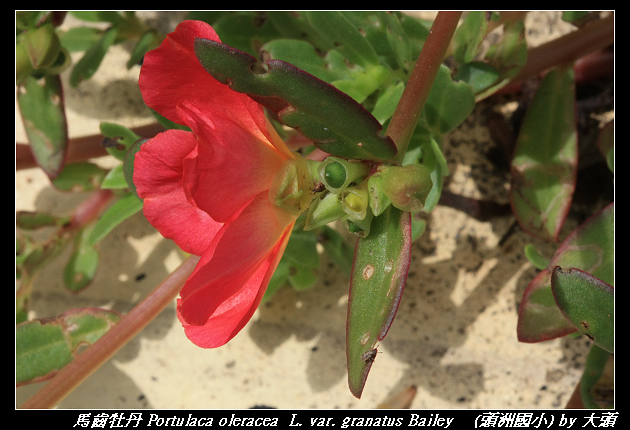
{"left": 380, "top": 164, "right": 433, "bottom": 213}
{"left": 304, "top": 192, "right": 346, "bottom": 231}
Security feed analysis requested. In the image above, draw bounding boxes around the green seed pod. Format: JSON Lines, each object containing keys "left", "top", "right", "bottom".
{"left": 380, "top": 164, "right": 433, "bottom": 213}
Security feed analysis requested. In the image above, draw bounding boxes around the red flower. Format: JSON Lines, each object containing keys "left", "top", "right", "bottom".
{"left": 134, "top": 21, "right": 312, "bottom": 348}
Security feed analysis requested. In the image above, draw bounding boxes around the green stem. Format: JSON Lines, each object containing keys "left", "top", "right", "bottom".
{"left": 386, "top": 11, "right": 462, "bottom": 164}
{"left": 19, "top": 255, "right": 199, "bottom": 409}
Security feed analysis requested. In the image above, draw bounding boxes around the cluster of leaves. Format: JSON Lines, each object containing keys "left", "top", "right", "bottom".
{"left": 16, "top": 11, "right": 613, "bottom": 407}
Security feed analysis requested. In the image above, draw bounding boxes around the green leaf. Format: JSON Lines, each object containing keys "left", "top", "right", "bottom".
{"left": 210, "top": 12, "right": 284, "bottom": 57}
{"left": 123, "top": 138, "right": 149, "bottom": 198}
{"left": 418, "top": 64, "right": 476, "bottom": 136}
{"left": 127, "top": 30, "right": 160, "bottom": 69}
{"left": 453, "top": 61, "right": 500, "bottom": 94}
{"left": 580, "top": 345, "right": 613, "bottom": 409}
{"left": 100, "top": 122, "right": 141, "bottom": 161}
{"left": 69, "top": 11, "right": 122, "bottom": 24}
{"left": 51, "top": 162, "right": 107, "bottom": 191}
{"left": 510, "top": 66, "right": 578, "bottom": 242}
{"left": 70, "top": 26, "right": 118, "bottom": 87}
{"left": 517, "top": 203, "right": 614, "bottom": 343}
{"left": 452, "top": 11, "right": 487, "bottom": 64}
{"left": 64, "top": 227, "right": 100, "bottom": 292}
{"left": 101, "top": 164, "right": 128, "bottom": 189}
{"left": 16, "top": 308, "right": 120, "bottom": 385}
{"left": 596, "top": 120, "right": 614, "bottom": 173}
{"left": 17, "top": 75, "right": 68, "bottom": 179}
{"left": 379, "top": 11, "right": 412, "bottom": 71}
{"left": 87, "top": 192, "right": 143, "bottom": 247}
{"left": 194, "top": 38, "right": 397, "bottom": 161}
{"left": 303, "top": 11, "right": 379, "bottom": 68}
{"left": 347, "top": 206, "right": 411, "bottom": 398}
{"left": 58, "top": 26, "right": 103, "bottom": 52}
{"left": 371, "top": 82, "right": 405, "bottom": 124}
{"left": 524, "top": 243, "right": 550, "bottom": 270}
{"left": 551, "top": 267, "right": 613, "bottom": 353}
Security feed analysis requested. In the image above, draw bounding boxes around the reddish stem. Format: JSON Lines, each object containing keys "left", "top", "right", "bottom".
{"left": 19, "top": 255, "right": 200, "bottom": 409}
{"left": 16, "top": 122, "right": 165, "bottom": 171}
{"left": 386, "top": 11, "right": 462, "bottom": 163}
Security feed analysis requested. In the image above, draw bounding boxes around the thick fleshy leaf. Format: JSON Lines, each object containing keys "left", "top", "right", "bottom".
{"left": 517, "top": 203, "right": 614, "bottom": 343}
{"left": 64, "top": 226, "right": 99, "bottom": 292}
{"left": 194, "top": 37, "right": 397, "bottom": 161}
{"left": 510, "top": 66, "right": 578, "bottom": 242}
{"left": 580, "top": 345, "right": 613, "bottom": 409}
{"left": 16, "top": 308, "right": 120, "bottom": 386}
{"left": 551, "top": 267, "right": 614, "bottom": 353}
{"left": 87, "top": 192, "right": 143, "bottom": 247}
{"left": 17, "top": 75, "right": 68, "bottom": 179}
{"left": 132, "top": 129, "right": 220, "bottom": 256}
{"left": 100, "top": 122, "right": 141, "bottom": 161}
{"left": 69, "top": 26, "right": 118, "bottom": 87}
{"left": 347, "top": 206, "right": 411, "bottom": 398}
{"left": 51, "top": 162, "right": 107, "bottom": 191}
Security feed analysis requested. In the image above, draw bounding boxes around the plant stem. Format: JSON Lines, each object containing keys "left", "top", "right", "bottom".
{"left": 510, "top": 12, "right": 614, "bottom": 84}
{"left": 386, "top": 11, "right": 462, "bottom": 164}
{"left": 16, "top": 122, "right": 165, "bottom": 171}
{"left": 19, "top": 255, "right": 200, "bottom": 409}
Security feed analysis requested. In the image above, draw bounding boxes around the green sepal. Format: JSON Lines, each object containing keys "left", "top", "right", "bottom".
{"left": 346, "top": 206, "right": 411, "bottom": 398}
{"left": 194, "top": 38, "right": 397, "bottom": 161}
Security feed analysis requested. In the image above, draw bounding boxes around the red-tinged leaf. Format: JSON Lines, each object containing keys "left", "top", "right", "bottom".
{"left": 551, "top": 267, "right": 614, "bottom": 353}
{"left": 346, "top": 206, "right": 411, "bottom": 398}
{"left": 194, "top": 38, "right": 397, "bottom": 161}
{"left": 517, "top": 203, "right": 614, "bottom": 343}
{"left": 510, "top": 65, "right": 578, "bottom": 242}
{"left": 17, "top": 75, "right": 68, "bottom": 179}
{"left": 16, "top": 308, "right": 120, "bottom": 386}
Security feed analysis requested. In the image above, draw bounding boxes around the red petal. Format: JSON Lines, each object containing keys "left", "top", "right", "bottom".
{"left": 139, "top": 20, "right": 269, "bottom": 142}
{"left": 177, "top": 102, "right": 289, "bottom": 222}
{"left": 177, "top": 192, "right": 295, "bottom": 329}
{"left": 178, "top": 226, "right": 290, "bottom": 348}
{"left": 133, "top": 129, "right": 222, "bottom": 255}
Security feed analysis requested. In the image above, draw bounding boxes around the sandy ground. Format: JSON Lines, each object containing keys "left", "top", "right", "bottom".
{"left": 16, "top": 12, "right": 596, "bottom": 409}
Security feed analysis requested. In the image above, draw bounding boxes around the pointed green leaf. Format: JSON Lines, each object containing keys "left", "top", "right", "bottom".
{"left": 16, "top": 308, "right": 120, "bottom": 385}
{"left": 517, "top": 203, "right": 614, "bottom": 343}
{"left": 87, "top": 192, "right": 143, "bottom": 247}
{"left": 371, "top": 82, "right": 405, "bottom": 124}
{"left": 17, "top": 75, "right": 68, "bottom": 179}
{"left": 551, "top": 267, "right": 613, "bottom": 353}
{"left": 70, "top": 26, "right": 118, "bottom": 87}
{"left": 194, "top": 38, "right": 396, "bottom": 161}
{"left": 510, "top": 66, "right": 578, "bottom": 242}
{"left": 524, "top": 243, "right": 550, "bottom": 270}
{"left": 347, "top": 206, "right": 411, "bottom": 398}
